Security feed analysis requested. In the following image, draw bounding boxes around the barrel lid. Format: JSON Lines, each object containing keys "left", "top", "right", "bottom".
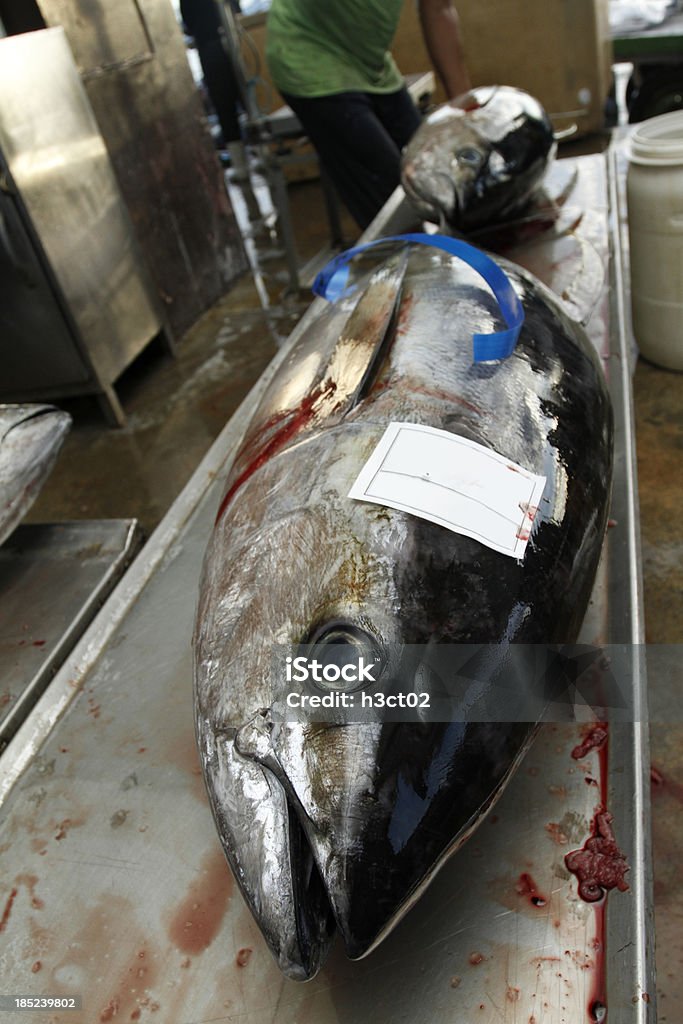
{"left": 629, "top": 110, "right": 683, "bottom": 166}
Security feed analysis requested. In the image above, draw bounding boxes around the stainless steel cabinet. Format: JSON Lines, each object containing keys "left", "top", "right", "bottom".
{"left": 0, "top": 28, "right": 167, "bottom": 425}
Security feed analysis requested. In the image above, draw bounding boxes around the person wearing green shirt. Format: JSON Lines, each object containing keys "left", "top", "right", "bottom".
{"left": 265, "top": 0, "right": 470, "bottom": 229}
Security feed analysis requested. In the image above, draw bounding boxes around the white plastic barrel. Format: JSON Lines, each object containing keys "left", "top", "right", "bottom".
{"left": 628, "top": 110, "right": 683, "bottom": 371}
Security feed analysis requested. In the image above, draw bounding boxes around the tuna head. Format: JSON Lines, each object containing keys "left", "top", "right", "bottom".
{"left": 194, "top": 422, "right": 537, "bottom": 979}
{"left": 401, "top": 85, "right": 556, "bottom": 232}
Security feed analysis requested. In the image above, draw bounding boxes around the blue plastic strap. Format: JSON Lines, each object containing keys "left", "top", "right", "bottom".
{"left": 312, "top": 232, "right": 524, "bottom": 362}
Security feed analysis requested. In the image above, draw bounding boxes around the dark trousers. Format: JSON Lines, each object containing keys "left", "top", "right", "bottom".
{"left": 196, "top": 38, "right": 242, "bottom": 144}
{"left": 281, "top": 87, "right": 422, "bottom": 230}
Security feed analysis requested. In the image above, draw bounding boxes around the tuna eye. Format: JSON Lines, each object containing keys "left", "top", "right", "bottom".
{"left": 308, "top": 624, "right": 383, "bottom": 693}
{"left": 456, "top": 146, "right": 482, "bottom": 167}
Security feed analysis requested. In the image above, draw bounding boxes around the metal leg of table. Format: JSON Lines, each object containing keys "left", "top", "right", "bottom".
{"left": 249, "top": 132, "right": 347, "bottom": 294}
{"left": 262, "top": 152, "right": 301, "bottom": 294}
{"left": 319, "top": 165, "right": 346, "bottom": 248}
{"left": 96, "top": 384, "right": 127, "bottom": 428}
{"left": 159, "top": 323, "right": 177, "bottom": 358}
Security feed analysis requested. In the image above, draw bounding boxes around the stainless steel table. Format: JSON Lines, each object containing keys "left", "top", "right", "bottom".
{"left": 0, "top": 150, "right": 654, "bottom": 1023}
{"left": 0, "top": 520, "right": 142, "bottom": 752}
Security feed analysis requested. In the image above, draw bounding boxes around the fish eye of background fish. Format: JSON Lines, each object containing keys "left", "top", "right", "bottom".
{"left": 456, "top": 146, "right": 482, "bottom": 167}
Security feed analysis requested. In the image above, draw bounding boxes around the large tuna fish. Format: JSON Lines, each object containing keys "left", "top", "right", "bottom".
{"left": 0, "top": 404, "right": 71, "bottom": 547}
{"left": 401, "top": 85, "right": 556, "bottom": 232}
{"left": 193, "top": 244, "right": 613, "bottom": 980}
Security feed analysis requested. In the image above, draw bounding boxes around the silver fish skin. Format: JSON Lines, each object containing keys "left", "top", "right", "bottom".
{"left": 193, "top": 246, "right": 613, "bottom": 980}
{"left": 401, "top": 85, "right": 556, "bottom": 232}
{"left": 0, "top": 404, "right": 72, "bottom": 547}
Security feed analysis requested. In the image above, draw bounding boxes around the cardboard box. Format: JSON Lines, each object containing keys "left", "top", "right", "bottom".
{"left": 393, "top": 0, "right": 612, "bottom": 136}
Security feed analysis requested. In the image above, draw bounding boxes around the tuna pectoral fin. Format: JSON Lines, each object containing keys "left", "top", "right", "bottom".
{"left": 201, "top": 726, "right": 335, "bottom": 980}
{"left": 311, "top": 249, "right": 409, "bottom": 422}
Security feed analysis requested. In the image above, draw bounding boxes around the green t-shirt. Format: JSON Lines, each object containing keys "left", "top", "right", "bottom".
{"left": 266, "top": 0, "right": 405, "bottom": 98}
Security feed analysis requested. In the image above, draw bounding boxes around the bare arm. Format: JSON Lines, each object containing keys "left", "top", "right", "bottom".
{"left": 417, "top": 0, "right": 472, "bottom": 100}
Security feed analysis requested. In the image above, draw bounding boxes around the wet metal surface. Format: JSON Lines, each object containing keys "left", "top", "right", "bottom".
{"left": 0, "top": 658, "right": 627, "bottom": 1023}
{"left": 0, "top": 520, "right": 142, "bottom": 752}
{"left": 0, "top": 154, "right": 654, "bottom": 1022}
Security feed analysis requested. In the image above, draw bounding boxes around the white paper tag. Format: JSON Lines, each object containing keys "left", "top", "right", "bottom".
{"left": 349, "top": 422, "right": 546, "bottom": 559}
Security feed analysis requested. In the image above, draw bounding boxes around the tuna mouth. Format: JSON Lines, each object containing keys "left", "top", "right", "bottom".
{"left": 401, "top": 169, "right": 460, "bottom": 228}
{"left": 232, "top": 711, "right": 440, "bottom": 971}
{"left": 202, "top": 720, "right": 338, "bottom": 982}
{"left": 232, "top": 706, "right": 390, "bottom": 971}
{"left": 247, "top": 745, "right": 379, "bottom": 967}
{"left": 282, "top": 795, "right": 338, "bottom": 977}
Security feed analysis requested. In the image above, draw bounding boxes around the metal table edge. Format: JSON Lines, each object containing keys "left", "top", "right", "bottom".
{"left": 0, "top": 519, "right": 143, "bottom": 751}
{"left": 605, "top": 139, "right": 656, "bottom": 1020}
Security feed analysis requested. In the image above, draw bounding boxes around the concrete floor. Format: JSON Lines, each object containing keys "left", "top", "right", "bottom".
{"left": 22, "top": 163, "right": 683, "bottom": 1017}
{"left": 633, "top": 358, "right": 683, "bottom": 1022}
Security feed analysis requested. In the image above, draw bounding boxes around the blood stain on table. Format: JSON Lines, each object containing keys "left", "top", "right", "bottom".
{"left": 167, "top": 847, "right": 233, "bottom": 955}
